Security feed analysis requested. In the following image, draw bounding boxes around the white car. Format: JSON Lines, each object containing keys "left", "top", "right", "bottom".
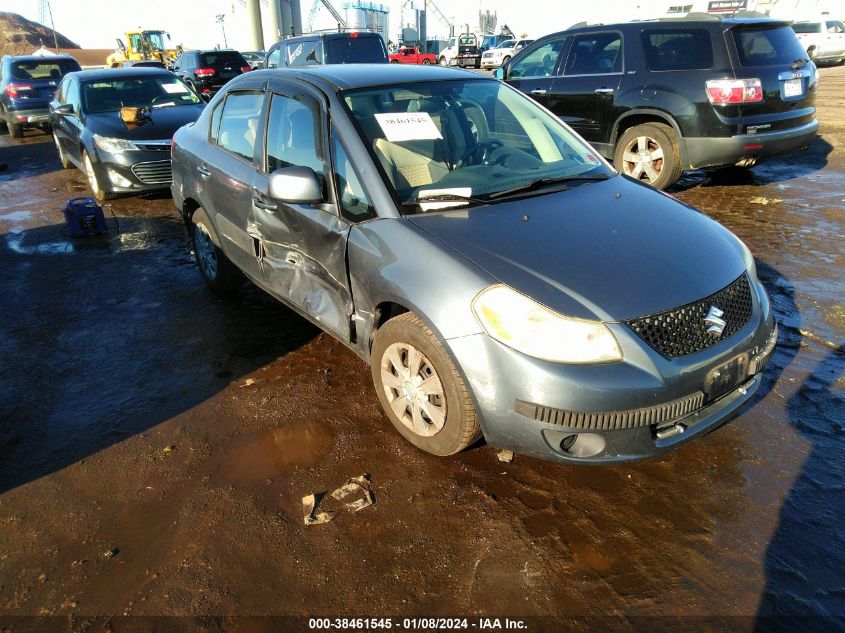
{"left": 480, "top": 38, "right": 534, "bottom": 69}
{"left": 792, "top": 19, "right": 845, "bottom": 65}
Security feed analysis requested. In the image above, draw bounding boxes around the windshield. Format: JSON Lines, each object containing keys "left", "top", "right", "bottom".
{"left": 81, "top": 75, "right": 201, "bottom": 114}
{"left": 146, "top": 32, "right": 166, "bottom": 50}
{"left": 497, "top": 40, "right": 516, "bottom": 49}
{"left": 11, "top": 59, "right": 79, "bottom": 81}
{"left": 342, "top": 79, "right": 612, "bottom": 213}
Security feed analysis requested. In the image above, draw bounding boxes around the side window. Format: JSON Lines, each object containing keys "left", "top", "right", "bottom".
{"left": 564, "top": 33, "right": 622, "bottom": 75}
{"left": 54, "top": 79, "right": 66, "bottom": 103}
{"left": 508, "top": 37, "right": 568, "bottom": 78}
{"left": 332, "top": 134, "right": 375, "bottom": 222}
{"left": 828, "top": 21, "right": 845, "bottom": 34}
{"left": 265, "top": 93, "right": 325, "bottom": 180}
{"left": 641, "top": 29, "right": 713, "bottom": 71}
{"left": 209, "top": 100, "right": 224, "bottom": 142}
{"left": 216, "top": 91, "right": 264, "bottom": 160}
{"left": 286, "top": 40, "right": 319, "bottom": 66}
{"left": 267, "top": 46, "right": 281, "bottom": 69}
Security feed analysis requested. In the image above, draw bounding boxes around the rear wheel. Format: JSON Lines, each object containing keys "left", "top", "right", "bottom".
{"left": 6, "top": 113, "right": 23, "bottom": 139}
{"left": 613, "top": 122, "right": 682, "bottom": 190}
{"left": 502, "top": 55, "right": 511, "bottom": 64}
{"left": 422, "top": 59, "right": 431, "bottom": 65}
{"left": 390, "top": 60, "right": 399, "bottom": 64}
{"left": 371, "top": 312, "right": 481, "bottom": 456}
{"left": 191, "top": 214, "right": 243, "bottom": 293}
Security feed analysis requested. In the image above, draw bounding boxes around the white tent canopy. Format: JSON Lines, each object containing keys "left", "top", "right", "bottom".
{"left": 31, "top": 46, "right": 59, "bottom": 56}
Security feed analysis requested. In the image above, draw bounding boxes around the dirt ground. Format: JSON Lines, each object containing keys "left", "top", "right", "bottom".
{"left": 0, "top": 67, "right": 843, "bottom": 632}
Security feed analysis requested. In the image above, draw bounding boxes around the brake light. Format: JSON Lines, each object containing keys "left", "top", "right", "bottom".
{"left": 195, "top": 67, "right": 216, "bottom": 77}
{"left": 350, "top": 32, "right": 359, "bottom": 38}
{"left": 5, "top": 83, "right": 33, "bottom": 98}
{"left": 706, "top": 78, "right": 763, "bottom": 105}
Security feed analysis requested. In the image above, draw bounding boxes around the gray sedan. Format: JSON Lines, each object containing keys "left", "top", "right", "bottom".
{"left": 170, "top": 65, "right": 776, "bottom": 463}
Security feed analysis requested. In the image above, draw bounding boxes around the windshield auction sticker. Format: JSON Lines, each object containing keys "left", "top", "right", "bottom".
{"left": 374, "top": 112, "right": 443, "bottom": 143}
{"left": 163, "top": 83, "right": 189, "bottom": 94}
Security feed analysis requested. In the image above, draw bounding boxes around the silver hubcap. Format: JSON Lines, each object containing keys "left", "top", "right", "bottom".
{"left": 194, "top": 223, "right": 218, "bottom": 280}
{"left": 621, "top": 135, "right": 664, "bottom": 183}
{"left": 84, "top": 154, "right": 99, "bottom": 194}
{"left": 380, "top": 342, "right": 446, "bottom": 437}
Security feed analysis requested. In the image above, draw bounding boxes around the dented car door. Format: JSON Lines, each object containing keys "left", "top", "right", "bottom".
{"left": 250, "top": 85, "right": 354, "bottom": 340}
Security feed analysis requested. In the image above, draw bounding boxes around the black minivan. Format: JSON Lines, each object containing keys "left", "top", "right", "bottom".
{"left": 264, "top": 32, "right": 388, "bottom": 68}
{"left": 497, "top": 16, "right": 819, "bottom": 189}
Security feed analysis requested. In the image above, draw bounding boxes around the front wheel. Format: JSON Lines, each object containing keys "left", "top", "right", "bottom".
{"left": 438, "top": 56, "right": 447, "bottom": 66}
{"left": 371, "top": 312, "right": 481, "bottom": 456}
{"left": 83, "top": 150, "right": 116, "bottom": 201}
{"left": 502, "top": 55, "right": 511, "bottom": 64}
{"left": 191, "top": 214, "right": 243, "bottom": 293}
{"left": 54, "top": 133, "right": 71, "bottom": 169}
{"left": 613, "top": 122, "right": 682, "bottom": 190}
{"left": 390, "top": 60, "right": 399, "bottom": 64}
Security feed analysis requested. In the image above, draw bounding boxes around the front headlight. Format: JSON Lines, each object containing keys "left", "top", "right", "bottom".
{"left": 93, "top": 134, "right": 139, "bottom": 153}
{"left": 472, "top": 285, "right": 622, "bottom": 364}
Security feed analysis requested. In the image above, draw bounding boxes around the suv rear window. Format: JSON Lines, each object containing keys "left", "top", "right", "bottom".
{"left": 791, "top": 23, "right": 821, "bottom": 34}
{"left": 642, "top": 29, "right": 713, "bottom": 71}
{"left": 10, "top": 60, "right": 80, "bottom": 80}
{"left": 200, "top": 51, "right": 247, "bottom": 67}
{"left": 732, "top": 26, "right": 808, "bottom": 66}
{"left": 325, "top": 37, "right": 387, "bottom": 63}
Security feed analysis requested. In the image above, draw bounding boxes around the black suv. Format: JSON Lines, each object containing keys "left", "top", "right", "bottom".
{"left": 497, "top": 16, "right": 819, "bottom": 189}
{"left": 1, "top": 54, "right": 81, "bottom": 138}
{"left": 264, "top": 32, "right": 388, "bottom": 68}
{"left": 171, "top": 50, "right": 250, "bottom": 98}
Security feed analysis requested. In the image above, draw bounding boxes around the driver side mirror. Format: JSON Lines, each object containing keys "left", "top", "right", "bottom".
{"left": 53, "top": 103, "right": 75, "bottom": 116}
{"left": 269, "top": 166, "right": 323, "bottom": 204}
{"left": 494, "top": 66, "right": 505, "bottom": 80}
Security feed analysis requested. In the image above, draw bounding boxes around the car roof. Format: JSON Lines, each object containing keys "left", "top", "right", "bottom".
{"left": 4, "top": 54, "right": 79, "bottom": 63}
{"left": 64, "top": 67, "right": 176, "bottom": 81}
{"left": 559, "top": 16, "right": 790, "bottom": 34}
{"left": 249, "top": 64, "right": 488, "bottom": 91}
{"left": 283, "top": 31, "right": 384, "bottom": 41}
{"left": 183, "top": 49, "right": 243, "bottom": 54}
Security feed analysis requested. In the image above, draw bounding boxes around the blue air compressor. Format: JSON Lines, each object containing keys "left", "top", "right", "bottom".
{"left": 63, "top": 197, "right": 108, "bottom": 237}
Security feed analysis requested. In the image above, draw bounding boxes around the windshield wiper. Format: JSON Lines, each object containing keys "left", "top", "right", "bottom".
{"left": 401, "top": 193, "right": 489, "bottom": 209}
{"left": 485, "top": 173, "right": 612, "bottom": 200}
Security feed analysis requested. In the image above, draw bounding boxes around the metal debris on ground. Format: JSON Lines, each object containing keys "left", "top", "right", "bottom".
{"left": 497, "top": 449, "right": 514, "bottom": 463}
{"left": 303, "top": 475, "right": 374, "bottom": 526}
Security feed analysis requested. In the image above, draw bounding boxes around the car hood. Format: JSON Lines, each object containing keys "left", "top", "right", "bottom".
{"left": 407, "top": 176, "right": 749, "bottom": 322}
{"left": 83, "top": 105, "right": 204, "bottom": 140}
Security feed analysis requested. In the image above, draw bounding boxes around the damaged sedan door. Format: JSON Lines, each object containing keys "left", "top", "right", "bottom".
{"left": 250, "top": 86, "right": 354, "bottom": 341}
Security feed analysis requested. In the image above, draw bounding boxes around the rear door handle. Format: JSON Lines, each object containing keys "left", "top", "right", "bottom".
{"left": 530, "top": 89, "right": 548, "bottom": 96}
{"left": 252, "top": 197, "right": 276, "bottom": 211}
{"left": 196, "top": 165, "right": 211, "bottom": 177}
{"left": 594, "top": 88, "right": 615, "bottom": 94}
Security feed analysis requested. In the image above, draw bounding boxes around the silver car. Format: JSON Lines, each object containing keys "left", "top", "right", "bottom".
{"left": 171, "top": 65, "right": 776, "bottom": 463}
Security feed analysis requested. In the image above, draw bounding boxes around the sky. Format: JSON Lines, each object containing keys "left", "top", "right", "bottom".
{"left": 4, "top": 0, "right": 838, "bottom": 52}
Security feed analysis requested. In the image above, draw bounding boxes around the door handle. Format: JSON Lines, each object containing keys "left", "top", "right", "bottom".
{"left": 594, "top": 88, "right": 615, "bottom": 94}
{"left": 196, "top": 165, "right": 211, "bottom": 177}
{"left": 530, "top": 89, "right": 548, "bottom": 96}
{"left": 252, "top": 197, "right": 276, "bottom": 211}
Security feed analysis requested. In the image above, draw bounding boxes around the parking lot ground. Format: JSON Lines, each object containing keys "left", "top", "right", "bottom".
{"left": 0, "top": 66, "right": 843, "bottom": 629}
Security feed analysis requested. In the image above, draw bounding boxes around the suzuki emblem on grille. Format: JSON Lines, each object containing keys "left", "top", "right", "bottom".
{"left": 704, "top": 306, "right": 726, "bottom": 338}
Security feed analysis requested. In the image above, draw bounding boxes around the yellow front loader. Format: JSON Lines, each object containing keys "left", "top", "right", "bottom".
{"left": 106, "top": 29, "right": 182, "bottom": 67}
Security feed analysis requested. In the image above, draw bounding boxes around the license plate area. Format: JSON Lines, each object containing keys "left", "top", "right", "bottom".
{"left": 783, "top": 78, "right": 803, "bottom": 98}
{"left": 704, "top": 353, "right": 749, "bottom": 402}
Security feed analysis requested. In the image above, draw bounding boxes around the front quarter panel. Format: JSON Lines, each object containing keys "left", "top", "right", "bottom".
{"left": 347, "top": 218, "right": 495, "bottom": 360}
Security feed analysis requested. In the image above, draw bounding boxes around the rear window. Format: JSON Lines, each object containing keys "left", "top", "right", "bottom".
{"left": 732, "top": 26, "right": 808, "bottom": 66}
{"left": 642, "top": 29, "right": 713, "bottom": 71}
{"left": 200, "top": 51, "right": 247, "bottom": 67}
{"left": 325, "top": 36, "right": 387, "bottom": 63}
{"left": 791, "top": 23, "right": 821, "bottom": 34}
{"left": 10, "top": 60, "right": 80, "bottom": 80}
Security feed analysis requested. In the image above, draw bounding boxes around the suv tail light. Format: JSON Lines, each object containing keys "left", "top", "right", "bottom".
{"left": 195, "top": 67, "right": 216, "bottom": 78}
{"left": 240, "top": 65, "right": 251, "bottom": 73}
{"left": 5, "top": 83, "right": 33, "bottom": 98}
{"left": 705, "top": 78, "right": 763, "bottom": 105}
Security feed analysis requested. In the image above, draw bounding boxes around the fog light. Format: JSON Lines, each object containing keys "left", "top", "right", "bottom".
{"left": 107, "top": 169, "right": 132, "bottom": 187}
{"left": 559, "top": 433, "right": 605, "bottom": 458}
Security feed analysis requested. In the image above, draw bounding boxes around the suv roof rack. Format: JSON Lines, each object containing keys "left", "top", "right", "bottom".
{"left": 283, "top": 27, "right": 378, "bottom": 38}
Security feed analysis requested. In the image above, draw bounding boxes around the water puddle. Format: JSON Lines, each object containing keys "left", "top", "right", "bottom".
{"left": 212, "top": 422, "right": 334, "bottom": 485}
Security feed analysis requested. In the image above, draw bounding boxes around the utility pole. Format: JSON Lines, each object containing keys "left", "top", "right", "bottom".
{"left": 216, "top": 14, "right": 228, "bottom": 48}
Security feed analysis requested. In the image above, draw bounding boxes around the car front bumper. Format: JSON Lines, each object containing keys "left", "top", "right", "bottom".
{"left": 481, "top": 58, "right": 501, "bottom": 68}
{"left": 90, "top": 147, "right": 173, "bottom": 195}
{"left": 444, "top": 276, "right": 776, "bottom": 463}
{"left": 684, "top": 119, "right": 819, "bottom": 169}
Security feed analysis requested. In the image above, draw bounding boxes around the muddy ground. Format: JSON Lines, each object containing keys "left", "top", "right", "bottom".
{"left": 0, "top": 67, "right": 843, "bottom": 632}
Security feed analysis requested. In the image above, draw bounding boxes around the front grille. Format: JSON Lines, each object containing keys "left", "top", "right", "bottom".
{"left": 514, "top": 391, "right": 705, "bottom": 431}
{"left": 624, "top": 273, "right": 753, "bottom": 358}
{"left": 131, "top": 159, "right": 172, "bottom": 185}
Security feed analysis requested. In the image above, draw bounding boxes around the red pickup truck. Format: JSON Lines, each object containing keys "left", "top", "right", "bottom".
{"left": 389, "top": 47, "right": 436, "bottom": 65}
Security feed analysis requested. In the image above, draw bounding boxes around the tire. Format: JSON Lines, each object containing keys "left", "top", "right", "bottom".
{"left": 390, "top": 60, "right": 399, "bottom": 64}
{"left": 422, "top": 59, "right": 431, "bottom": 65}
{"left": 502, "top": 55, "right": 511, "bottom": 64}
{"left": 6, "top": 113, "right": 23, "bottom": 139}
{"left": 807, "top": 47, "right": 817, "bottom": 61}
{"left": 438, "top": 56, "right": 447, "bottom": 66}
{"left": 371, "top": 312, "right": 481, "bottom": 456}
{"left": 613, "top": 122, "right": 682, "bottom": 190}
{"left": 191, "top": 213, "right": 243, "bottom": 293}
{"left": 53, "top": 133, "right": 71, "bottom": 169}
{"left": 82, "top": 149, "right": 116, "bottom": 201}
